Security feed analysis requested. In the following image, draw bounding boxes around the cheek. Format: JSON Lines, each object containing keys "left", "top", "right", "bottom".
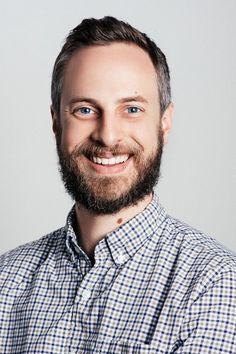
{"left": 60, "top": 120, "right": 90, "bottom": 153}
{"left": 131, "top": 125, "right": 159, "bottom": 154}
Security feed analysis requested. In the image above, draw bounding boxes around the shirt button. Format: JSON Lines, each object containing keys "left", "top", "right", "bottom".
{"left": 81, "top": 289, "right": 91, "bottom": 300}
{"left": 116, "top": 253, "right": 126, "bottom": 265}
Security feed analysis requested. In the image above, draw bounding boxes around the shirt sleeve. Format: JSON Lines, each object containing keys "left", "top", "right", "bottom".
{"left": 175, "top": 268, "right": 236, "bottom": 353}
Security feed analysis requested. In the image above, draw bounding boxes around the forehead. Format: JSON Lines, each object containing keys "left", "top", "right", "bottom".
{"left": 62, "top": 42, "right": 159, "bottom": 103}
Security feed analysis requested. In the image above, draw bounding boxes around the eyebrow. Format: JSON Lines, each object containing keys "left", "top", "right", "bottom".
{"left": 117, "top": 95, "right": 148, "bottom": 104}
{"left": 67, "top": 96, "right": 98, "bottom": 106}
{"left": 66, "top": 95, "right": 148, "bottom": 106}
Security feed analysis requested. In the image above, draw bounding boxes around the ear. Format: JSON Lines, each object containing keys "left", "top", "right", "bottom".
{"left": 50, "top": 105, "right": 58, "bottom": 135}
{"left": 161, "top": 103, "right": 173, "bottom": 145}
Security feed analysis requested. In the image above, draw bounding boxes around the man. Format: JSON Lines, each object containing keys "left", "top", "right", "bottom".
{"left": 0, "top": 16, "right": 235, "bottom": 354}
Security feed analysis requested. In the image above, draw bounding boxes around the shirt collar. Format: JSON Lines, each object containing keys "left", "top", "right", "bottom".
{"left": 65, "top": 207, "right": 87, "bottom": 263}
{"left": 65, "top": 192, "right": 166, "bottom": 266}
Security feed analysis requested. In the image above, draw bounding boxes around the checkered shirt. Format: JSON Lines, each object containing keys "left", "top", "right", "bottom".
{"left": 1, "top": 193, "right": 236, "bottom": 353}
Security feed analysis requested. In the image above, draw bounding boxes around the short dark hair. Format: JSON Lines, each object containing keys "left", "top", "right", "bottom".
{"left": 51, "top": 16, "right": 171, "bottom": 116}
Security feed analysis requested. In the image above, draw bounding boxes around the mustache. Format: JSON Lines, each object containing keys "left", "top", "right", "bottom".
{"left": 71, "top": 142, "right": 143, "bottom": 158}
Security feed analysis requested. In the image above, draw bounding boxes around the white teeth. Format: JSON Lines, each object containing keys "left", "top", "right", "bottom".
{"left": 116, "top": 156, "right": 121, "bottom": 164}
{"left": 92, "top": 155, "right": 129, "bottom": 165}
{"left": 101, "top": 158, "right": 109, "bottom": 165}
{"left": 108, "top": 158, "right": 116, "bottom": 165}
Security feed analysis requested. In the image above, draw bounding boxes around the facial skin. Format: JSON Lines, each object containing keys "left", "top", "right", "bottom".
{"left": 52, "top": 43, "right": 172, "bottom": 214}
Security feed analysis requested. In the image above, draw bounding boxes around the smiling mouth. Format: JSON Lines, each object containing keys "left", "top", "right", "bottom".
{"left": 91, "top": 154, "right": 129, "bottom": 165}
{"left": 84, "top": 153, "right": 131, "bottom": 166}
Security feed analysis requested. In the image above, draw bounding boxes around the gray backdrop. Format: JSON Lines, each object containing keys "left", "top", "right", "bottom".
{"left": 1, "top": 0, "right": 235, "bottom": 254}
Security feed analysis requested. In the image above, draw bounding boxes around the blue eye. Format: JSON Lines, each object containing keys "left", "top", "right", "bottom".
{"left": 127, "top": 107, "right": 140, "bottom": 113}
{"left": 72, "top": 106, "right": 96, "bottom": 117}
{"left": 79, "top": 107, "right": 92, "bottom": 114}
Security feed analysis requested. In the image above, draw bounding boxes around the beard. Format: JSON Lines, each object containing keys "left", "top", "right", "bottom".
{"left": 56, "top": 129, "right": 164, "bottom": 215}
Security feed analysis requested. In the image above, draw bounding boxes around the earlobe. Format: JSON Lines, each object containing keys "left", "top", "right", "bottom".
{"left": 161, "top": 102, "right": 173, "bottom": 145}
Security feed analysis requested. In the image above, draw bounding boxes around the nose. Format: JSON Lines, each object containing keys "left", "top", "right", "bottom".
{"left": 90, "top": 111, "right": 124, "bottom": 147}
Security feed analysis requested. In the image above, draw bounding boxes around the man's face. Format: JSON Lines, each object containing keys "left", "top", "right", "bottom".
{"left": 52, "top": 43, "right": 172, "bottom": 214}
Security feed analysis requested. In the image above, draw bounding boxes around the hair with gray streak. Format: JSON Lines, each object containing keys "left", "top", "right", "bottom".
{"left": 51, "top": 16, "right": 171, "bottom": 116}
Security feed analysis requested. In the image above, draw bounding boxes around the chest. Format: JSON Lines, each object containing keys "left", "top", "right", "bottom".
{"left": 2, "top": 256, "right": 188, "bottom": 353}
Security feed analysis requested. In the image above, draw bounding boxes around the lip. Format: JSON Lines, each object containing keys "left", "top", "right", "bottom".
{"left": 85, "top": 155, "right": 131, "bottom": 175}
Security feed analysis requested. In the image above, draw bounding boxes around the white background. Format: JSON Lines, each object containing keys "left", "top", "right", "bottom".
{"left": 1, "top": 0, "right": 235, "bottom": 253}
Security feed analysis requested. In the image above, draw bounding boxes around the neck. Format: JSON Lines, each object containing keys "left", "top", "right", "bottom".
{"left": 75, "top": 193, "right": 153, "bottom": 262}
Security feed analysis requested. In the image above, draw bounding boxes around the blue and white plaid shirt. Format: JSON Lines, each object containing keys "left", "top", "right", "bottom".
{"left": 1, "top": 193, "right": 236, "bottom": 353}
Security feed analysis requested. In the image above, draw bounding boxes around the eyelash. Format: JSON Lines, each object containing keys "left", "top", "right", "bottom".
{"left": 72, "top": 107, "right": 95, "bottom": 115}
{"left": 126, "top": 106, "right": 141, "bottom": 114}
{"left": 71, "top": 105, "right": 143, "bottom": 117}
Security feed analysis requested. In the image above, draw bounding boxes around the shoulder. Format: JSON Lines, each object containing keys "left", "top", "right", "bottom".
{"left": 165, "top": 214, "right": 235, "bottom": 260}
{"left": 0, "top": 227, "right": 66, "bottom": 286}
{"left": 163, "top": 218, "right": 236, "bottom": 351}
{"left": 159, "top": 214, "right": 236, "bottom": 288}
